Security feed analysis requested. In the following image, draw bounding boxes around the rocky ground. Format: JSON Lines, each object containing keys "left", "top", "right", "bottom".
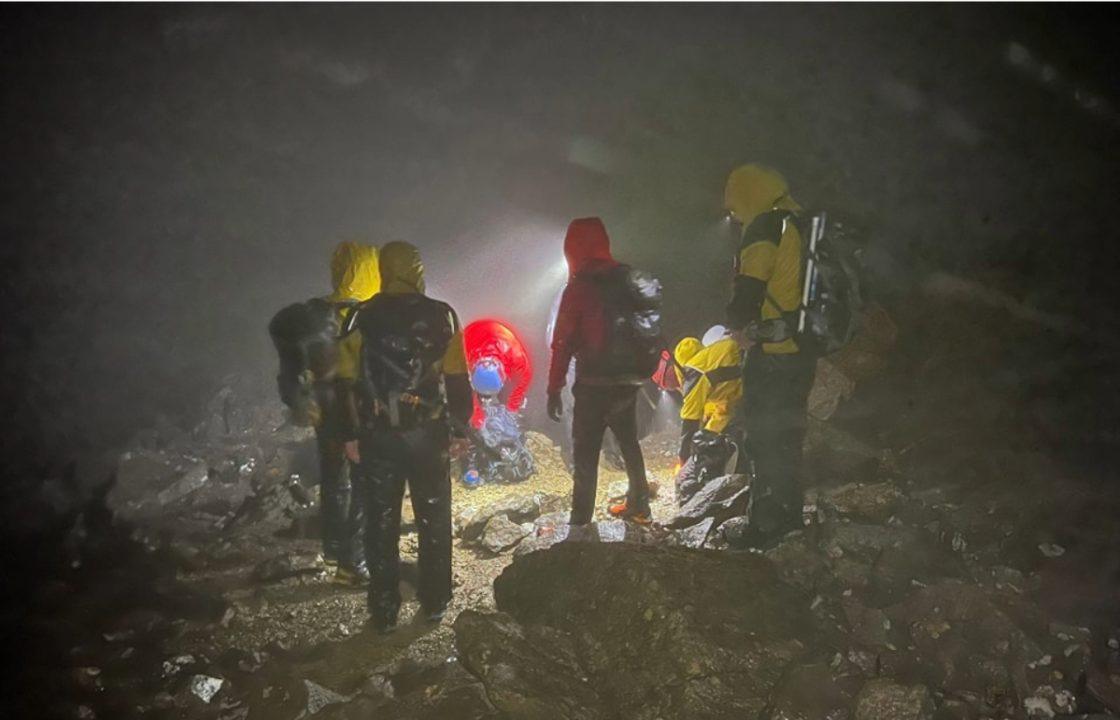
{"left": 5, "top": 298, "right": 1120, "bottom": 720}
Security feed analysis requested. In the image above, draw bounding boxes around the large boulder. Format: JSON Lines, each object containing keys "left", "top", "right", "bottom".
{"left": 458, "top": 542, "right": 821, "bottom": 719}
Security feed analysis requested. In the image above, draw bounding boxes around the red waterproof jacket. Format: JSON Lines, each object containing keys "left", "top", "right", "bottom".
{"left": 547, "top": 217, "right": 623, "bottom": 394}
{"left": 464, "top": 319, "right": 532, "bottom": 428}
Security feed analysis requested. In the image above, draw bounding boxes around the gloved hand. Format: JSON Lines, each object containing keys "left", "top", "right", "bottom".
{"left": 547, "top": 392, "right": 563, "bottom": 422}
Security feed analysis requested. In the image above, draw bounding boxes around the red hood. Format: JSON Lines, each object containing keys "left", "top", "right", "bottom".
{"left": 564, "top": 217, "right": 617, "bottom": 278}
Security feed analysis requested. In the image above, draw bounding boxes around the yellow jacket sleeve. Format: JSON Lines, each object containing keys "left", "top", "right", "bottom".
{"left": 442, "top": 329, "right": 468, "bottom": 376}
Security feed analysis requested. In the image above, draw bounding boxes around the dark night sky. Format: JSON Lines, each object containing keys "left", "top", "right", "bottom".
{"left": 2, "top": 4, "right": 1118, "bottom": 472}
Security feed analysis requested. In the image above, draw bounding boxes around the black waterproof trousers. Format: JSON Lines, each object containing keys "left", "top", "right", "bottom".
{"left": 359, "top": 421, "right": 453, "bottom": 627}
{"left": 315, "top": 430, "right": 365, "bottom": 569}
{"left": 570, "top": 384, "right": 650, "bottom": 525}
{"left": 742, "top": 348, "right": 815, "bottom": 537}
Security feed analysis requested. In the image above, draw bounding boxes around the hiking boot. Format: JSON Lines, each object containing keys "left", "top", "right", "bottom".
{"left": 607, "top": 500, "right": 652, "bottom": 525}
{"left": 422, "top": 604, "right": 448, "bottom": 624}
{"left": 332, "top": 564, "right": 368, "bottom": 587}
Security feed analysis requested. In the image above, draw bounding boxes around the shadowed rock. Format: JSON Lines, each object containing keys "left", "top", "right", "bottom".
{"left": 456, "top": 542, "right": 820, "bottom": 719}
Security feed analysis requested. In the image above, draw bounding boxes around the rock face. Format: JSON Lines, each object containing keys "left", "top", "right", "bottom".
{"left": 457, "top": 542, "right": 819, "bottom": 719}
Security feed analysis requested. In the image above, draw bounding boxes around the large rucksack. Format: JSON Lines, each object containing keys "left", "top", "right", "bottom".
{"left": 268, "top": 298, "right": 346, "bottom": 426}
{"left": 596, "top": 265, "right": 665, "bottom": 378}
{"left": 743, "top": 210, "right": 865, "bottom": 357}
{"left": 354, "top": 293, "right": 458, "bottom": 430}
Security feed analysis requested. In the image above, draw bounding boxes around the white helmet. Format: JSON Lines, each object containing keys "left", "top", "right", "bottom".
{"left": 702, "top": 325, "right": 729, "bottom": 347}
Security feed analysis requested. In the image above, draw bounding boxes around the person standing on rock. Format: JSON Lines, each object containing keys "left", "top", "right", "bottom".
{"left": 351, "top": 241, "right": 472, "bottom": 633}
{"left": 546, "top": 217, "right": 657, "bottom": 527}
{"left": 268, "top": 241, "right": 380, "bottom": 585}
{"left": 723, "top": 164, "right": 815, "bottom": 542}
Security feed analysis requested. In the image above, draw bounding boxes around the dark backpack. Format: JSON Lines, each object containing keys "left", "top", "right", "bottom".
{"left": 743, "top": 210, "right": 865, "bottom": 356}
{"left": 267, "top": 298, "right": 345, "bottom": 426}
{"left": 596, "top": 265, "right": 665, "bottom": 378}
{"left": 354, "top": 293, "right": 458, "bottom": 429}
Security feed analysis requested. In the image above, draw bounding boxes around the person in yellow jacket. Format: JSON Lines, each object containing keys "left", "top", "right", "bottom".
{"left": 318, "top": 241, "right": 379, "bottom": 584}
{"left": 673, "top": 328, "right": 744, "bottom": 464}
{"left": 723, "top": 163, "right": 816, "bottom": 541}
{"left": 350, "top": 241, "right": 472, "bottom": 633}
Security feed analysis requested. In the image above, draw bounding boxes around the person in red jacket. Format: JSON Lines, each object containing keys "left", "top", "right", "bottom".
{"left": 463, "top": 319, "right": 532, "bottom": 428}
{"left": 547, "top": 217, "right": 652, "bottom": 526}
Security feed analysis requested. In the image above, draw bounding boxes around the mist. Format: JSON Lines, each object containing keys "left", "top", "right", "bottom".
{"left": 4, "top": 5, "right": 1120, "bottom": 719}
{"left": 3, "top": 4, "right": 1114, "bottom": 470}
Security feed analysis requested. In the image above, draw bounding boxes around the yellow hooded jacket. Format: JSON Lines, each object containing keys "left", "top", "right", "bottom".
{"left": 724, "top": 164, "right": 803, "bottom": 355}
{"left": 327, "top": 242, "right": 380, "bottom": 381}
{"left": 679, "top": 337, "right": 743, "bottom": 432}
{"left": 377, "top": 241, "right": 468, "bottom": 376}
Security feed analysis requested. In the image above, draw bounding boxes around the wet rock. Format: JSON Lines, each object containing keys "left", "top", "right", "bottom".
{"left": 156, "top": 461, "right": 211, "bottom": 507}
{"left": 824, "top": 523, "right": 922, "bottom": 561}
{"left": 884, "top": 581, "right": 1045, "bottom": 701}
{"left": 764, "top": 531, "right": 833, "bottom": 592}
{"left": 483, "top": 542, "right": 819, "bottom": 719}
{"left": 533, "top": 510, "right": 569, "bottom": 532}
{"left": 1023, "top": 695, "right": 1056, "bottom": 718}
{"left": 672, "top": 517, "right": 714, "bottom": 548}
{"left": 820, "top": 482, "right": 903, "bottom": 523}
{"left": 189, "top": 674, "right": 225, "bottom": 704}
{"left": 667, "top": 473, "right": 750, "bottom": 530}
{"left": 514, "top": 522, "right": 570, "bottom": 556}
{"left": 593, "top": 518, "right": 629, "bottom": 542}
{"left": 842, "top": 596, "right": 893, "bottom": 649}
{"left": 303, "top": 679, "right": 351, "bottom": 715}
{"left": 809, "top": 356, "right": 858, "bottom": 421}
{"left": 1085, "top": 667, "right": 1120, "bottom": 715}
{"left": 767, "top": 662, "right": 860, "bottom": 720}
{"left": 718, "top": 515, "right": 752, "bottom": 548}
{"left": 479, "top": 514, "right": 530, "bottom": 554}
{"left": 805, "top": 419, "right": 882, "bottom": 471}
{"left": 457, "top": 493, "right": 556, "bottom": 542}
{"left": 455, "top": 610, "right": 601, "bottom": 719}
{"left": 854, "top": 679, "right": 933, "bottom": 720}
{"left": 162, "top": 654, "right": 197, "bottom": 678}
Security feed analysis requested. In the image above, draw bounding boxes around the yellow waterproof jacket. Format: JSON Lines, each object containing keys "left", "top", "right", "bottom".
{"left": 327, "top": 242, "right": 380, "bottom": 381}
{"left": 725, "top": 164, "right": 803, "bottom": 355}
{"left": 680, "top": 337, "right": 743, "bottom": 432}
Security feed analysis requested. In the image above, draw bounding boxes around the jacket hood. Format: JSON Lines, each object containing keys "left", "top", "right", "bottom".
{"left": 674, "top": 337, "right": 703, "bottom": 368}
{"left": 329, "top": 241, "right": 380, "bottom": 303}
{"left": 563, "top": 217, "right": 617, "bottom": 278}
{"left": 379, "top": 241, "right": 426, "bottom": 294}
{"left": 724, "top": 163, "right": 801, "bottom": 227}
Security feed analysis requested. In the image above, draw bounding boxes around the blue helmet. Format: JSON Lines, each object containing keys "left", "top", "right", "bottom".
{"left": 470, "top": 357, "right": 505, "bottom": 397}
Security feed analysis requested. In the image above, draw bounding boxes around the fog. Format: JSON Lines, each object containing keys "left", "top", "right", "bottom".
{"left": 7, "top": 5, "right": 1120, "bottom": 718}
{"left": 4, "top": 5, "right": 1117, "bottom": 473}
